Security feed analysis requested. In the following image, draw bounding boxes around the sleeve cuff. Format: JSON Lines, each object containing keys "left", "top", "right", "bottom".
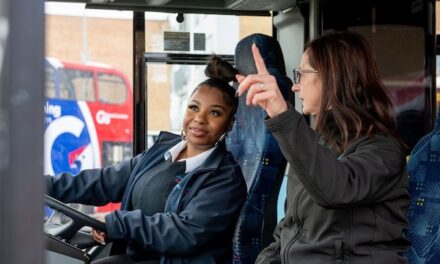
{"left": 265, "top": 102, "right": 302, "bottom": 131}
{"left": 105, "top": 211, "right": 124, "bottom": 241}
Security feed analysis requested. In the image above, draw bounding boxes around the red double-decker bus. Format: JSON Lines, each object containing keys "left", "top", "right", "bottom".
{"left": 44, "top": 57, "right": 133, "bottom": 213}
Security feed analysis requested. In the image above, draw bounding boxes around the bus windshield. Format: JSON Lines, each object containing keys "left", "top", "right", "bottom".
{"left": 43, "top": 3, "right": 272, "bottom": 217}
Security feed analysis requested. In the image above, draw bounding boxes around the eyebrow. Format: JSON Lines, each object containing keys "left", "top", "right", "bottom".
{"left": 298, "top": 67, "right": 318, "bottom": 72}
{"left": 189, "top": 99, "right": 226, "bottom": 111}
{"left": 211, "top": 105, "right": 226, "bottom": 111}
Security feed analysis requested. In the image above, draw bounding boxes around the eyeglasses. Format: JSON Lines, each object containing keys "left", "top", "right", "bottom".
{"left": 292, "top": 68, "right": 318, "bottom": 85}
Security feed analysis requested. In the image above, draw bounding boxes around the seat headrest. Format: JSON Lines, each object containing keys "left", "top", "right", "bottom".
{"left": 227, "top": 33, "right": 292, "bottom": 187}
{"left": 234, "top": 33, "right": 292, "bottom": 98}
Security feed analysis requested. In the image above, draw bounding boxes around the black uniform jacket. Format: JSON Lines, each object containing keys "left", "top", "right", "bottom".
{"left": 47, "top": 132, "right": 247, "bottom": 264}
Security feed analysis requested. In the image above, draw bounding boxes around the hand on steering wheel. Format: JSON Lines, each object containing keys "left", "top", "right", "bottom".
{"left": 91, "top": 229, "right": 107, "bottom": 245}
{"left": 45, "top": 195, "right": 107, "bottom": 240}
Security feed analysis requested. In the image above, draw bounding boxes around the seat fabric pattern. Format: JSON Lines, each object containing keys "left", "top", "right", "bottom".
{"left": 227, "top": 33, "right": 292, "bottom": 264}
{"left": 406, "top": 109, "right": 440, "bottom": 264}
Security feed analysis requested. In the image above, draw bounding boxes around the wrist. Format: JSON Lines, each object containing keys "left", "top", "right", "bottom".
{"left": 268, "top": 101, "right": 288, "bottom": 118}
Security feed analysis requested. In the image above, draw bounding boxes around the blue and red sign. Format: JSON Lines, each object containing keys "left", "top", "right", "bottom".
{"left": 44, "top": 99, "right": 101, "bottom": 175}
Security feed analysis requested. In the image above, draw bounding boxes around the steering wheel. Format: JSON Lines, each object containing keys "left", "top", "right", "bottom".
{"left": 45, "top": 195, "right": 107, "bottom": 241}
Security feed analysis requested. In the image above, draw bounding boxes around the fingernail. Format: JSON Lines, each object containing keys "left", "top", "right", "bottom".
{"left": 236, "top": 74, "right": 243, "bottom": 82}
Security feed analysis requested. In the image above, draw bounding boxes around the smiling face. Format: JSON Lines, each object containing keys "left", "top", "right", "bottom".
{"left": 183, "top": 85, "right": 234, "bottom": 155}
{"left": 291, "top": 51, "right": 323, "bottom": 117}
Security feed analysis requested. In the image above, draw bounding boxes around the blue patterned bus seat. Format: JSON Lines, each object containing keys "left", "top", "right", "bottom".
{"left": 406, "top": 109, "right": 440, "bottom": 264}
{"left": 227, "top": 33, "right": 293, "bottom": 264}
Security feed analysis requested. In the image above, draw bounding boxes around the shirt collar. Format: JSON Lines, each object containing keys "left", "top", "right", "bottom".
{"left": 164, "top": 141, "right": 215, "bottom": 173}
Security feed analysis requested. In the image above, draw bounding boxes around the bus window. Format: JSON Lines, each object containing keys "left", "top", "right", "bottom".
{"left": 144, "top": 12, "right": 271, "bottom": 136}
{"left": 102, "top": 142, "right": 132, "bottom": 167}
{"left": 147, "top": 62, "right": 207, "bottom": 134}
{"left": 320, "top": 0, "right": 433, "bottom": 150}
{"left": 60, "top": 68, "right": 94, "bottom": 101}
{"left": 97, "top": 73, "right": 127, "bottom": 104}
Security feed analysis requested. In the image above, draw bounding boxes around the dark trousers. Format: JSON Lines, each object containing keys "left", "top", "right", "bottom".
{"left": 92, "top": 255, "right": 160, "bottom": 264}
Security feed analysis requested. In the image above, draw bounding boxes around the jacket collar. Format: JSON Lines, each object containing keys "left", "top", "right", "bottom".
{"left": 193, "top": 141, "right": 227, "bottom": 172}
{"left": 157, "top": 131, "right": 227, "bottom": 173}
{"left": 164, "top": 140, "right": 216, "bottom": 173}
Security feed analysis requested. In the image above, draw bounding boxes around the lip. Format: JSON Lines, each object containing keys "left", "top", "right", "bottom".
{"left": 189, "top": 127, "right": 208, "bottom": 137}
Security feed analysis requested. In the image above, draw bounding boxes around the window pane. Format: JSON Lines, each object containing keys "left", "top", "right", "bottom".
{"left": 45, "top": 3, "right": 133, "bottom": 220}
{"left": 322, "top": 0, "right": 431, "bottom": 149}
{"left": 145, "top": 12, "right": 272, "bottom": 141}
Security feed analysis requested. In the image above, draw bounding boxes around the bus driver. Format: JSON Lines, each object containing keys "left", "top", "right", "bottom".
{"left": 46, "top": 56, "right": 247, "bottom": 264}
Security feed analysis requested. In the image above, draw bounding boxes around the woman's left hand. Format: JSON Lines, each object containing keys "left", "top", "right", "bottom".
{"left": 236, "top": 43, "right": 288, "bottom": 118}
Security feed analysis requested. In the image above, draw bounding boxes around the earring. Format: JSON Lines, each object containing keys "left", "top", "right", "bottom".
{"left": 215, "top": 133, "right": 227, "bottom": 147}
{"left": 181, "top": 129, "right": 187, "bottom": 141}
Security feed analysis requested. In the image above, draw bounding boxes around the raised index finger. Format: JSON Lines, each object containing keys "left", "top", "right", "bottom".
{"left": 252, "top": 43, "right": 269, "bottom": 75}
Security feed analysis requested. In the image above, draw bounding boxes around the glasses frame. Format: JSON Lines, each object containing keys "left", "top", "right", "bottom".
{"left": 292, "top": 68, "right": 318, "bottom": 85}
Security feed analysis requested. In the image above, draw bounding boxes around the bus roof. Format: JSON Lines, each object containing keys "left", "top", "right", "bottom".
{"left": 46, "top": 0, "right": 294, "bottom": 15}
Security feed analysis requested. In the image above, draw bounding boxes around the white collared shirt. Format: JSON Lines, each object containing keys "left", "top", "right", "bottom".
{"left": 164, "top": 141, "right": 215, "bottom": 173}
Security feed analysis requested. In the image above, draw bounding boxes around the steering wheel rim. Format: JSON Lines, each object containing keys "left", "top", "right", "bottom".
{"left": 45, "top": 195, "right": 107, "bottom": 240}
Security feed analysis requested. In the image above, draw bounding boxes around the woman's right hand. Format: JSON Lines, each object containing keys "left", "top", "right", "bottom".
{"left": 91, "top": 229, "right": 107, "bottom": 245}
{"left": 236, "top": 43, "right": 288, "bottom": 118}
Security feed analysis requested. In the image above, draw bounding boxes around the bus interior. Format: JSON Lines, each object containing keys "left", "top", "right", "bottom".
{"left": 1, "top": 0, "right": 439, "bottom": 263}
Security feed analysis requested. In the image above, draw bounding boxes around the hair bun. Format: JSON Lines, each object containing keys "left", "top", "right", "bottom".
{"left": 205, "top": 55, "right": 238, "bottom": 83}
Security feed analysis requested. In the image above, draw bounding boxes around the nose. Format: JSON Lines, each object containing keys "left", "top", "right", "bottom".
{"left": 193, "top": 111, "right": 208, "bottom": 124}
{"left": 292, "top": 83, "right": 300, "bottom": 92}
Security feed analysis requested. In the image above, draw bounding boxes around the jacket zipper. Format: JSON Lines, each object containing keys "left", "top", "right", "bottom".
{"left": 283, "top": 188, "right": 305, "bottom": 264}
{"left": 261, "top": 244, "right": 281, "bottom": 264}
{"left": 283, "top": 227, "right": 303, "bottom": 263}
